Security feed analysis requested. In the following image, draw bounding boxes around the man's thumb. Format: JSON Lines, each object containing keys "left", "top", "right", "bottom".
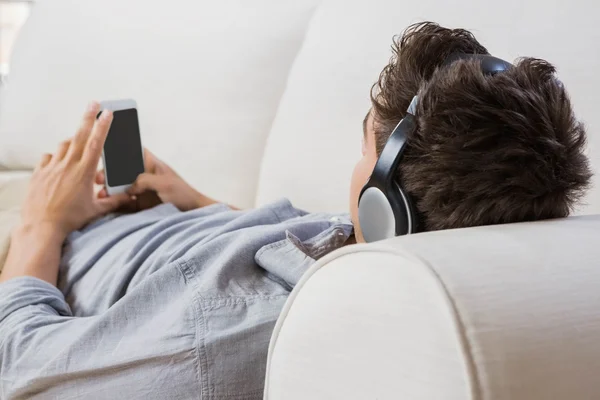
{"left": 97, "top": 192, "right": 132, "bottom": 214}
{"left": 128, "top": 173, "right": 161, "bottom": 195}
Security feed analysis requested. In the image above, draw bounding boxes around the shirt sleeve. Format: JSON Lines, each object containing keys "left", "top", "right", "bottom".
{"left": 0, "top": 277, "right": 77, "bottom": 397}
{"left": 0, "top": 271, "right": 199, "bottom": 399}
{"left": 0, "top": 276, "right": 72, "bottom": 321}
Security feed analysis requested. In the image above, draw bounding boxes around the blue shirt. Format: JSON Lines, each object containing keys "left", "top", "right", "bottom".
{"left": 0, "top": 199, "right": 353, "bottom": 399}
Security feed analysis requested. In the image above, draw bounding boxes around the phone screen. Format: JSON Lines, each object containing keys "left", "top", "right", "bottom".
{"left": 101, "top": 108, "right": 145, "bottom": 187}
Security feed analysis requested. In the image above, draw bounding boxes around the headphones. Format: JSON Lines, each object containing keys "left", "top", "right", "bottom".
{"left": 358, "top": 53, "right": 513, "bottom": 243}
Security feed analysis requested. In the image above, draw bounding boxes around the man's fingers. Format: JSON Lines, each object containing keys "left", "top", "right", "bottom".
{"left": 96, "top": 192, "right": 132, "bottom": 214}
{"left": 54, "top": 140, "right": 71, "bottom": 162}
{"left": 95, "top": 169, "right": 106, "bottom": 185}
{"left": 37, "top": 153, "right": 52, "bottom": 170}
{"left": 97, "top": 187, "right": 108, "bottom": 199}
{"left": 70, "top": 102, "right": 100, "bottom": 159}
{"left": 128, "top": 173, "right": 161, "bottom": 195}
{"left": 82, "top": 109, "right": 112, "bottom": 167}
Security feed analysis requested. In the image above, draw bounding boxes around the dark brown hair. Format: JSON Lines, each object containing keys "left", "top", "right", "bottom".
{"left": 370, "top": 22, "right": 592, "bottom": 231}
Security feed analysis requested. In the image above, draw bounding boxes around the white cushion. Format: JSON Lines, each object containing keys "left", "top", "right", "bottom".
{"left": 256, "top": 0, "right": 600, "bottom": 214}
{"left": 266, "top": 215, "right": 600, "bottom": 399}
{"left": 0, "top": 0, "right": 319, "bottom": 208}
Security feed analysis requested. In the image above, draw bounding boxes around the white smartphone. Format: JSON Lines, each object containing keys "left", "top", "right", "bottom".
{"left": 98, "top": 99, "right": 145, "bottom": 195}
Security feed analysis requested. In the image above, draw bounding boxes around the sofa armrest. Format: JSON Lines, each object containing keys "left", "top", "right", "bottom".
{"left": 265, "top": 215, "right": 600, "bottom": 400}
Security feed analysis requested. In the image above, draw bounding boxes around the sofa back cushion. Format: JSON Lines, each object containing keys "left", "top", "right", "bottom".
{"left": 256, "top": 0, "right": 600, "bottom": 214}
{"left": 0, "top": 0, "right": 319, "bottom": 208}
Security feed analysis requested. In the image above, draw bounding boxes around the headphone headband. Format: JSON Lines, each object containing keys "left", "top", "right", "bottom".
{"left": 444, "top": 53, "right": 514, "bottom": 74}
{"left": 369, "top": 115, "right": 415, "bottom": 191}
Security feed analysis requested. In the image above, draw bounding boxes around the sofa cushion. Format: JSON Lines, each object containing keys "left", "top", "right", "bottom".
{"left": 0, "top": 0, "right": 320, "bottom": 208}
{"left": 256, "top": 0, "right": 600, "bottom": 214}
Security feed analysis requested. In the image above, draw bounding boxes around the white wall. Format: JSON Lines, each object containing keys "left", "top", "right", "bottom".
{"left": 0, "top": 2, "right": 31, "bottom": 76}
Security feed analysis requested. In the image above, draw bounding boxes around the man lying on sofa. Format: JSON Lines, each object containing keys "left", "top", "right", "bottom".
{"left": 0, "top": 22, "right": 591, "bottom": 399}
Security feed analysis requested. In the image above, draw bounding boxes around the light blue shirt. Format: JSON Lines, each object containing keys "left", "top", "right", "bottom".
{"left": 0, "top": 199, "right": 353, "bottom": 399}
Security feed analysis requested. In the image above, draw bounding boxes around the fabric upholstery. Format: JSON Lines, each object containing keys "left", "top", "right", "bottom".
{"left": 266, "top": 215, "right": 600, "bottom": 399}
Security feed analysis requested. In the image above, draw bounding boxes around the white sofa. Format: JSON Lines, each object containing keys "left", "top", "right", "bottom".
{"left": 0, "top": 1, "right": 599, "bottom": 399}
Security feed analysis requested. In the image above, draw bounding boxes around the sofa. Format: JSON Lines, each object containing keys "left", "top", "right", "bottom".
{"left": 0, "top": 0, "right": 599, "bottom": 399}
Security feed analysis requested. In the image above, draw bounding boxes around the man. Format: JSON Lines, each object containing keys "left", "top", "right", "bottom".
{"left": 0, "top": 22, "right": 591, "bottom": 399}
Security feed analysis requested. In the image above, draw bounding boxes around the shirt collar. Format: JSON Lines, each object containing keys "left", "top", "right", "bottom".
{"left": 255, "top": 216, "right": 353, "bottom": 288}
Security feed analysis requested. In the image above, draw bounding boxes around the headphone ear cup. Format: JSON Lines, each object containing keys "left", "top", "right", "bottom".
{"left": 358, "top": 187, "right": 397, "bottom": 243}
{"left": 357, "top": 112, "right": 419, "bottom": 241}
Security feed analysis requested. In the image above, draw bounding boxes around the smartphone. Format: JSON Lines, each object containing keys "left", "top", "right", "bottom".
{"left": 98, "top": 99, "right": 145, "bottom": 195}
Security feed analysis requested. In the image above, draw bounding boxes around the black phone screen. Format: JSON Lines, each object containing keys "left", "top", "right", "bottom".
{"left": 101, "top": 108, "right": 145, "bottom": 187}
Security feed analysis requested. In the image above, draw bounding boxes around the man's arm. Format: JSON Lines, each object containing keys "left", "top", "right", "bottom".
{"left": 0, "top": 269, "right": 190, "bottom": 398}
{"left": 0, "top": 104, "right": 200, "bottom": 398}
{"left": 0, "top": 103, "right": 129, "bottom": 286}
{"left": 95, "top": 148, "right": 241, "bottom": 212}
{"left": 0, "top": 224, "right": 63, "bottom": 286}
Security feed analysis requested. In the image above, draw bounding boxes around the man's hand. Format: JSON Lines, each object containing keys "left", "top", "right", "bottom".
{"left": 0, "top": 102, "right": 131, "bottom": 285}
{"left": 95, "top": 149, "right": 218, "bottom": 212}
{"left": 21, "top": 103, "right": 131, "bottom": 239}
